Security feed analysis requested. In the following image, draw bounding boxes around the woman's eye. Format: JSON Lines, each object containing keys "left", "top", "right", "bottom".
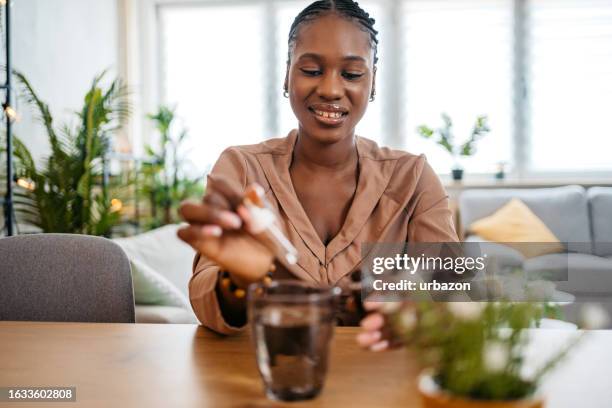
{"left": 301, "top": 69, "right": 322, "bottom": 76}
{"left": 342, "top": 72, "right": 364, "bottom": 80}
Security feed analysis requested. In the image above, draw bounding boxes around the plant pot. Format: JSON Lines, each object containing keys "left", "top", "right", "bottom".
{"left": 451, "top": 168, "right": 464, "bottom": 181}
{"left": 418, "top": 371, "right": 543, "bottom": 408}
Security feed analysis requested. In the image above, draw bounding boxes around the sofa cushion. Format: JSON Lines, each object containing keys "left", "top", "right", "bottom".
{"left": 464, "top": 235, "right": 525, "bottom": 268}
{"left": 460, "top": 186, "right": 591, "bottom": 253}
{"left": 524, "top": 253, "right": 612, "bottom": 295}
{"left": 114, "top": 224, "right": 195, "bottom": 298}
{"left": 130, "top": 258, "right": 190, "bottom": 309}
{"left": 469, "top": 198, "right": 564, "bottom": 258}
{"left": 588, "top": 187, "right": 612, "bottom": 257}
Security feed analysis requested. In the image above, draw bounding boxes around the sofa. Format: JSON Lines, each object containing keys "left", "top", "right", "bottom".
{"left": 113, "top": 225, "right": 198, "bottom": 324}
{"left": 459, "top": 185, "right": 612, "bottom": 324}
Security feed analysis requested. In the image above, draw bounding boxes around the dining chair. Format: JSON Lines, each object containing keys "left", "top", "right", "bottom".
{"left": 0, "top": 233, "right": 135, "bottom": 323}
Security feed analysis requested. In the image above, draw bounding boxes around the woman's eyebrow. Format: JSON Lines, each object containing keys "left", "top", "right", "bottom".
{"left": 297, "top": 53, "right": 322, "bottom": 62}
{"left": 296, "top": 53, "right": 368, "bottom": 63}
{"left": 343, "top": 55, "right": 367, "bottom": 63}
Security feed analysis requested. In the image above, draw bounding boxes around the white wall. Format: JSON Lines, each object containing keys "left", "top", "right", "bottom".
{"left": 12, "top": 0, "right": 119, "bottom": 161}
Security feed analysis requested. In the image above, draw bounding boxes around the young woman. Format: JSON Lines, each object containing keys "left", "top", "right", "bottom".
{"left": 177, "top": 0, "right": 458, "bottom": 349}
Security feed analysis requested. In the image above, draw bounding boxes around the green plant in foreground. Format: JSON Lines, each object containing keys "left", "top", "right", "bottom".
{"left": 140, "top": 105, "right": 203, "bottom": 229}
{"left": 390, "top": 302, "right": 583, "bottom": 401}
{"left": 417, "top": 114, "right": 490, "bottom": 165}
{"left": 8, "top": 71, "right": 130, "bottom": 235}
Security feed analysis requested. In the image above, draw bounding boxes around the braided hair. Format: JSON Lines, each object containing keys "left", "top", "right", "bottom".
{"left": 287, "top": 0, "right": 379, "bottom": 67}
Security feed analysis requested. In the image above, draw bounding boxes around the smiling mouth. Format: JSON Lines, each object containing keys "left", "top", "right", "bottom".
{"left": 308, "top": 108, "right": 348, "bottom": 119}
{"left": 307, "top": 103, "right": 350, "bottom": 126}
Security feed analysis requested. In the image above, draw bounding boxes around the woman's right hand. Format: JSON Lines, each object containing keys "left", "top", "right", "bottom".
{"left": 177, "top": 176, "right": 274, "bottom": 285}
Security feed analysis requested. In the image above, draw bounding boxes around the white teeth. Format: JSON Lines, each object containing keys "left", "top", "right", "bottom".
{"left": 314, "top": 110, "right": 343, "bottom": 119}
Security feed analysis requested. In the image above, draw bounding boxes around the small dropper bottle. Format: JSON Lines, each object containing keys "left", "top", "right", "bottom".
{"left": 243, "top": 184, "right": 298, "bottom": 268}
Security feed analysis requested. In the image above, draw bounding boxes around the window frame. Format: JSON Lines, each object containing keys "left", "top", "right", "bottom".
{"left": 124, "top": 0, "right": 612, "bottom": 180}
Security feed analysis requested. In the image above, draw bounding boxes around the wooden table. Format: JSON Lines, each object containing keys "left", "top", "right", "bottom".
{"left": 0, "top": 322, "right": 611, "bottom": 407}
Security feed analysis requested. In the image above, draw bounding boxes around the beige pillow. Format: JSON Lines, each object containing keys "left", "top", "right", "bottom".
{"left": 469, "top": 198, "right": 564, "bottom": 258}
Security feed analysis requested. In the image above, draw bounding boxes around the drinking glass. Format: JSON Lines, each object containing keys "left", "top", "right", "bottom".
{"left": 248, "top": 280, "right": 341, "bottom": 401}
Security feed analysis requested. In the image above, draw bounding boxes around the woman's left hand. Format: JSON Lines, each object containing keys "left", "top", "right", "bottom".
{"left": 356, "top": 302, "right": 390, "bottom": 352}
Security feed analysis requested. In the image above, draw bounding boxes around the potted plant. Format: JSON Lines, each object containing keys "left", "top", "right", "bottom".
{"left": 417, "top": 113, "right": 490, "bottom": 181}
{"left": 388, "top": 301, "right": 605, "bottom": 408}
{"left": 140, "top": 106, "right": 203, "bottom": 229}
{"left": 7, "top": 71, "right": 130, "bottom": 236}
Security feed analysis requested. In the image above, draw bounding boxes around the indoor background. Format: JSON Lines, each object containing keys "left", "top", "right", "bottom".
{"left": 13, "top": 0, "right": 612, "bottom": 181}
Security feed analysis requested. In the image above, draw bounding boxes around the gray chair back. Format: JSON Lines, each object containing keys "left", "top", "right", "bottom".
{"left": 0, "top": 234, "right": 135, "bottom": 323}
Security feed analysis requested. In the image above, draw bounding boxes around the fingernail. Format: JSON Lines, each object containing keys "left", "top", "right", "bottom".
{"left": 357, "top": 331, "right": 381, "bottom": 346}
{"left": 356, "top": 333, "right": 368, "bottom": 345}
{"left": 220, "top": 211, "right": 242, "bottom": 229}
{"left": 380, "top": 302, "right": 401, "bottom": 314}
{"left": 360, "top": 314, "right": 383, "bottom": 330}
{"left": 370, "top": 340, "right": 389, "bottom": 352}
{"left": 202, "top": 225, "right": 222, "bottom": 237}
{"left": 237, "top": 205, "right": 251, "bottom": 221}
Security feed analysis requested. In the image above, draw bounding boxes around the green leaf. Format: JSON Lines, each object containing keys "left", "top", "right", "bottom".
{"left": 417, "top": 125, "right": 434, "bottom": 138}
{"left": 3, "top": 70, "right": 131, "bottom": 235}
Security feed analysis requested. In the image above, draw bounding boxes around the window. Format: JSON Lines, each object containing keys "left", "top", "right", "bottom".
{"left": 276, "top": 1, "right": 307, "bottom": 139}
{"left": 527, "top": 0, "right": 612, "bottom": 172}
{"left": 161, "top": 5, "right": 267, "bottom": 171}
{"left": 401, "top": 0, "right": 514, "bottom": 174}
{"left": 155, "top": 0, "right": 612, "bottom": 176}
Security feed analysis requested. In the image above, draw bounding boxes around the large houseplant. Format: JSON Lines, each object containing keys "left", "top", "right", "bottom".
{"left": 417, "top": 113, "right": 490, "bottom": 181}
{"left": 389, "top": 301, "right": 605, "bottom": 407}
{"left": 140, "top": 105, "right": 203, "bottom": 229}
{"left": 9, "top": 71, "right": 130, "bottom": 235}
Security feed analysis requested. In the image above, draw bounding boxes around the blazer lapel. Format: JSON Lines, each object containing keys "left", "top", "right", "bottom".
{"left": 325, "top": 137, "right": 399, "bottom": 265}
{"left": 256, "top": 131, "right": 326, "bottom": 267}
{"left": 256, "top": 133, "right": 402, "bottom": 275}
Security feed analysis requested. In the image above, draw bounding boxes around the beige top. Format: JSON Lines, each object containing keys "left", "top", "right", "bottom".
{"left": 189, "top": 130, "right": 459, "bottom": 334}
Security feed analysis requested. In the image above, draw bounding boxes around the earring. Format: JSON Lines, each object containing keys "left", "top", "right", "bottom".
{"left": 369, "top": 90, "right": 376, "bottom": 102}
{"left": 283, "top": 89, "right": 289, "bottom": 98}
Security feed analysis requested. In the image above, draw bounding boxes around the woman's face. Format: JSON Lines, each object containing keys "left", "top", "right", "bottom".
{"left": 286, "top": 13, "right": 376, "bottom": 145}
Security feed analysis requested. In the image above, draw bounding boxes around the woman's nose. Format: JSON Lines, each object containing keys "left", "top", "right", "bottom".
{"left": 316, "top": 72, "right": 343, "bottom": 100}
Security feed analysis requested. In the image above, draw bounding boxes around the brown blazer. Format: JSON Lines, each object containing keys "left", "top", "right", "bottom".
{"left": 189, "top": 130, "right": 458, "bottom": 334}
